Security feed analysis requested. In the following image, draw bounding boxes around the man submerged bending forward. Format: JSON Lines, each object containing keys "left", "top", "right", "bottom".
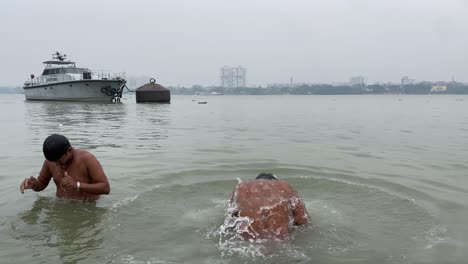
{"left": 20, "top": 134, "right": 110, "bottom": 200}
{"left": 225, "top": 173, "right": 309, "bottom": 240}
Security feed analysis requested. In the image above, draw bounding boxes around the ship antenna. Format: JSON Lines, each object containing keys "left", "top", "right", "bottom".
{"left": 53, "top": 51, "right": 66, "bottom": 61}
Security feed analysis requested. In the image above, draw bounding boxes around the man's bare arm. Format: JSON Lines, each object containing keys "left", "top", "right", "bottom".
{"left": 81, "top": 153, "right": 110, "bottom": 195}
{"left": 20, "top": 161, "right": 52, "bottom": 193}
{"left": 292, "top": 196, "right": 309, "bottom": 225}
{"left": 282, "top": 181, "right": 309, "bottom": 225}
{"left": 35, "top": 161, "right": 53, "bottom": 191}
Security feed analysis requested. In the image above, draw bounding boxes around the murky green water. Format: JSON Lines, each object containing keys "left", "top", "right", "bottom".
{"left": 0, "top": 94, "right": 467, "bottom": 263}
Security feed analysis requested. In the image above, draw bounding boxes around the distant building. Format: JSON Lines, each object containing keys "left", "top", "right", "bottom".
{"left": 220, "top": 66, "right": 246, "bottom": 88}
{"left": 401, "top": 76, "right": 415, "bottom": 86}
{"left": 430, "top": 85, "right": 447, "bottom": 92}
{"left": 349, "top": 76, "right": 366, "bottom": 86}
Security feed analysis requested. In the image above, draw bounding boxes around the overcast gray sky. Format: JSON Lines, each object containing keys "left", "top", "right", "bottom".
{"left": 1, "top": 0, "right": 467, "bottom": 86}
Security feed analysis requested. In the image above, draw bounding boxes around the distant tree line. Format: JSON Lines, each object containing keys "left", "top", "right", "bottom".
{"left": 168, "top": 82, "right": 468, "bottom": 95}
{"left": 0, "top": 87, "right": 21, "bottom": 94}
{"left": 3, "top": 82, "right": 468, "bottom": 95}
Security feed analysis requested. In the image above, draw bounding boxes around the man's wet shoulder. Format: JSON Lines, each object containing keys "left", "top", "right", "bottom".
{"left": 76, "top": 149, "right": 96, "bottom": 161}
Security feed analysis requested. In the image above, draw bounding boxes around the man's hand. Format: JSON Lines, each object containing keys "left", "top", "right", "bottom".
{"left": 20, "top": 176, "right": 38, "bottom": 194}
{"left": 60, "top": 171, "right": 76, "bottom": 191}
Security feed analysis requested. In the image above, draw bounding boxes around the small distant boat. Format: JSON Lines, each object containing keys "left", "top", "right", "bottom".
{"left": 23, "top": 51, "right": 126, "bottom": 102}
{"left": 198, "top": 101, "right": 207, "bottom": 104}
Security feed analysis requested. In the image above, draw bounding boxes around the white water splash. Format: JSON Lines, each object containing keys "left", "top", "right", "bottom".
{"left": 424, "top": 225, "right": 448, "bottom": 249}
{"left": 213, "top": 187, "right": 308, "bottom": 259}
{"left": 112, "top": 194, "right": 141, "bottom": 209}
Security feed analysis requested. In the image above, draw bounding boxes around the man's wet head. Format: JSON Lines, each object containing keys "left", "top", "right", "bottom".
{"left": 255, "top": 172, "right": 278, "bottom": 180}
{"left": 43, "top": 134, "right": 72, "bottom": 166}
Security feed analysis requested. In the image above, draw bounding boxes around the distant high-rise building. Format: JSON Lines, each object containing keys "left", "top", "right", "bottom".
{"left": 401, "top": 76, "right": 415, "bottom": 86}
{"left": 220, "top": 66, "right": 247, "bottom": 88}
{"left": 349, "top": 76, "right": 366, "bottom": 86}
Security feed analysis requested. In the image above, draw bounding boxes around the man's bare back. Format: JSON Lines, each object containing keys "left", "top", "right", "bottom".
{"left": 226, "top": 174, "right": 309, "bottom": 240}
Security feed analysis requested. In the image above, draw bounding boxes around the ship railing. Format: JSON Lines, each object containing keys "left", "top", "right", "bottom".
{"left": 24, "top": 72, "right": 126, "bottom": 87}
{"left": 91, "top": 71, "right": 126, "bottom": 81}
{"left": 24, "top": 77, "right": 45, "bottom": 87}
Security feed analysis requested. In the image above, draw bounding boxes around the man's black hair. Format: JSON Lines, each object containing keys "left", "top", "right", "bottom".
{"left": 43, "top": 134, "right": 71, "bottom": 162}
{"left": 255, "top": 172, "right": 278, "bottom": 180}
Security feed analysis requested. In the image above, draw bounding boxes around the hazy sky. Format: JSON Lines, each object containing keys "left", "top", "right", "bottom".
{"left": 1, "top": 0, "right": 467, "bottom": 86}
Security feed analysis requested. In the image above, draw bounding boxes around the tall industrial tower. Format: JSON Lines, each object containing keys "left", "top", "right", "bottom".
{"left": 220, "top": 66, "right": 247, "bottom": 88}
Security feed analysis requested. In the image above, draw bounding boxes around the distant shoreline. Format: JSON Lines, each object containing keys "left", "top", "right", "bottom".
{"left": 168, "top": 82, "right": 468, "bottom": 95}
{"left": 0, "top": 87, "right": 22, "bottom": 94}
{"left": 4, "top": 82, "right": 468, "bottom": 95}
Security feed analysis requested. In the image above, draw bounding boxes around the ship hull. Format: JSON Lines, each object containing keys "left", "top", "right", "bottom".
{"left": 23, "top": 80, "right": 125, "bottom": 102}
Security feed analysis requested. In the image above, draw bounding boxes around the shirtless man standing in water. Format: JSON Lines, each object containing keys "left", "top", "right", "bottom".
{"left": 225, "top": 173, "right": 309, "bottom": 240}
{"left": 20, "top": 134, "right": 110, "bottom": 200}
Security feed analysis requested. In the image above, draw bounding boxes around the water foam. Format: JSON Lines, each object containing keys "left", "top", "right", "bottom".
{"left": 112, "top": 194, "right": 141, "bottom": 209}
{"left": 211, "top": 185, "right": 310, "bottom": 260}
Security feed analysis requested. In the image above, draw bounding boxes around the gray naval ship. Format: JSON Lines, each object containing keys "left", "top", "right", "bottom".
{"left": 23, "top": 52, "right": 126, "bottom": 102}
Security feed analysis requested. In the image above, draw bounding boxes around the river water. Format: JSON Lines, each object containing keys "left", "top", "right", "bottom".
{"left": 0, "top": 94, "right": 467, "bottom": 264}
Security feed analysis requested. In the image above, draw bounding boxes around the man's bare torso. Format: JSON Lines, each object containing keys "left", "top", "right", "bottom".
{"left": 46, "top": 149, "right": 99, "bottom": 200}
